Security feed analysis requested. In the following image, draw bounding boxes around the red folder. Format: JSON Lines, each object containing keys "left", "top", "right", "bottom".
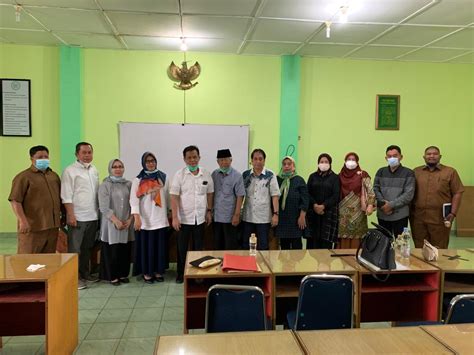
{"left": 222, "top": 253, "right": 259, "bottom": 272}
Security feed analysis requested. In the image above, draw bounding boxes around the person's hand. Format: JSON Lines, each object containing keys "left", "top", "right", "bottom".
{"left": 313, "top": 204, "right": 319, "bottom": 214}
{"left": 18, "top": 218, "right": 31, "bottom": 233}
{"left": 122, "top": 218, "right": 132, "bottom": 230}
{"left": 231, "top": 213, "right": 240, "bottom": 227}
{"left": 113, "top": 219, "right": 124, "bottom": 230}
{"left": 446, "top": 213, "right": 455, "bottom": 223}
{"left": 67, "top": 213, "right": 77, "bottom": 227}
{"left": 172, "top": 217, "right": 181, "bottom": 231}
{"left": 271, "top": 214, "right": 279, "bottom": 227}
{"left": 366, "top": 205, "right": 374, "bottom": 216}
{"left": 314, "top": 204, "right": 325, "bottom": 215}
{"left": 297, "top": 214, "right": 306, "bottom": 230}
{"left": 206, "top": 210, "right": 213, "bottom": 226}
{"left": 381, "top": 201, "right": 393, "bottom": 215}
{"left": 134, "top": 215, "right": 142, "bottom": 231}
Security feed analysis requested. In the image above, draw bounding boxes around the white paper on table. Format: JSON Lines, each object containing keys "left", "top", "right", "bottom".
{"left": 26, "top": 264, "right": 46, "bottom": 272}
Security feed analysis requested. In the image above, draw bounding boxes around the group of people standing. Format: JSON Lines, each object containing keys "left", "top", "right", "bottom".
{"left": 9, "top": 142, "right": 464, "bottom": 289}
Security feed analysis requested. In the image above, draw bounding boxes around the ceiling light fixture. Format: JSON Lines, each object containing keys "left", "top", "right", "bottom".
{"left": 180, "top": 38, "right": 188, "bottom": 52}
{"left": 15, "top": 5, "right": 22, "bottom": 22}
{"left": 339, "top": 6, "right": 349, "bottom": 23}
{"left": 325, "top": 21, "right": 332, "bottom": 39}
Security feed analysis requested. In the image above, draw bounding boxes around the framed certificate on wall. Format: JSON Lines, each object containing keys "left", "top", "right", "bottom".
{"left": 376, "top": 94, "right": 400, "bottom": 130}
{"left": 1, "top": 79, "right": 32, "bottom": 137}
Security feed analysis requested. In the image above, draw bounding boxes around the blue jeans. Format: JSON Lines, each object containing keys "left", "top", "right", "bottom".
{"left": 241, "top": 222, "right": 270, "bottom": 250}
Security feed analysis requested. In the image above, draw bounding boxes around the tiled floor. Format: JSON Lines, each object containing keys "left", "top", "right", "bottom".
{"left": 0, "top": 232, "right": 473, "bottom": 354}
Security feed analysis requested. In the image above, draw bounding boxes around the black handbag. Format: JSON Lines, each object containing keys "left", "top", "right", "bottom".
{"left": 357, "top": 222, "right": 396, "bottom": 280}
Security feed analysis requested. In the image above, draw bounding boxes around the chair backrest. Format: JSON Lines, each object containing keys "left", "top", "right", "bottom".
{"left": 445, "top": 294, "right": 474, "bottom": 324}
{"left": 205, "top": 284, "right": 266, "bottom": 333}
{"left": 294, "top": 274, "right": 354, "bottom": 330}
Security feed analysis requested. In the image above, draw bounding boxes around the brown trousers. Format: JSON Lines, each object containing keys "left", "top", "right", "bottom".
{"left": 18, "top": 228, "right": 58, "bottom": 254}
{"left": 410, "top": 219, "right": 451, "bottom": 249}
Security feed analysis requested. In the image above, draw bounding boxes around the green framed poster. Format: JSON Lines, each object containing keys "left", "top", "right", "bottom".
{"left": 376, "top": 94, "right": 400, "bottom": 130}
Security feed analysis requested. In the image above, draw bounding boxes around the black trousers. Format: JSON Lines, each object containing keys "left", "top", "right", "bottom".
{"left": 280, "top": 238, "right": 303, "bottom": 250}
{"left": 177, "top": 223, "right": 205, "bottom": 277}
{"left": 377, "top": 217, "right": 409, "bottom": 237}
{"left": 213, "top": 222, "right": 240, "bottom": 250}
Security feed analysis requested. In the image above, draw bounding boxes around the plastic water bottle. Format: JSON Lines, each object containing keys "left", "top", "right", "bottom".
{"left": 249, "top": 233, "right": 257, "bottom": 256}
{"left": 400, "top": 227, "right": 411, "bottom": 258}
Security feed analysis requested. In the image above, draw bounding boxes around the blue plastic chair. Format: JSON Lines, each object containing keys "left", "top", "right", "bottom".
{"left": 445, "top": 294, "right": 474, "bottom": 324}
{"left": 287, "top": 274, "right": 354, "bottom": 330}
{"left": 205, "top": 284, "right": 266, "bottom": 333}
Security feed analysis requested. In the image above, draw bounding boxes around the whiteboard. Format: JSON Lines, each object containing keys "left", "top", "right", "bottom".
{"left": 119, "top": 122, "right": 250, "bottom": 181}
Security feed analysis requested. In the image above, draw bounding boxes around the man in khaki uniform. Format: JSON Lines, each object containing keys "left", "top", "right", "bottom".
{"left": 9, "top": 145, "right": 61, "bottom": 253}
{"left": 411, "top": 146, "right": 464, "bottom": 248}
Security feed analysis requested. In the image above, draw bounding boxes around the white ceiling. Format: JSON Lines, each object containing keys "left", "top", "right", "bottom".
{"left": 0, "top": 0, "right": 472, "bottom": 63}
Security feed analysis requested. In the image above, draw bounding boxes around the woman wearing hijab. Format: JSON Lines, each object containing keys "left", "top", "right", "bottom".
{"left": 306, "top": 153, "right": 340, "bottom": 249}
{"left": 338, "top": 152, "right": 375, "bottom": 249}
{"left": 130, "top": 152, "right": 169, "bottom": 284}
{"left": 98, "top": 159, "right": 134, "bottom": 286}
{"left": 275, "top": 156, "right": 309, "bottom": 250}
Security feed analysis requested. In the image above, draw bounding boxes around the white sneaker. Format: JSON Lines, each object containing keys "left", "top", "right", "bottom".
{"left": 78, "top": 280, "right": 88, "bottom": 290}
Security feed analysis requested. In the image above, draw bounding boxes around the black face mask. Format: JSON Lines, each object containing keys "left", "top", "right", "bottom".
{"left": 426, "top": 162, "right": 438, "bottom": 168}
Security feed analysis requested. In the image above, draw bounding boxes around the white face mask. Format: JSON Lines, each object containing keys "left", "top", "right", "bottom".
{"left": 318, "top": 163, "right": 330, "bottom": 172}
{"left": 345, "top": 160, "right": 358, "bottom": 170}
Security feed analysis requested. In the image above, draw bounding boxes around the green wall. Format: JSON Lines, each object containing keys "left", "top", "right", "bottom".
{"left": 299, "top": 58, "right": 473, "bottom": 185}
{"left": 1, "top": 43, "right": 473, "bottom": 233}
{"left": 82, "top": 49, "right": 281, "bottom": 179}
{"left": 0, "top": 44, "right": 59, "bottom": 232}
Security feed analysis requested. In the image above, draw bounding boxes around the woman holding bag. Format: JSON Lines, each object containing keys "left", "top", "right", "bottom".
{"left": 338, "top": 152, "right": 375, "bottom": 249}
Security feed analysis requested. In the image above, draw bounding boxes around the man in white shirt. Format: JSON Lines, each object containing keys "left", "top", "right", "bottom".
{"left": 170, "top": 145, "right": 214, "bottom": 283}
{"left": 61, "top": 142, "right": 100, "bottom": 289}
{"left": 242, "top": 148, "right": 280, "bottom": 250}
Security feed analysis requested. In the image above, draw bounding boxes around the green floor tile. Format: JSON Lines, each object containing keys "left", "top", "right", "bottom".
{"left": 79, "top": 309, "right": 101, "bottom": 324}
{"left": 111, "top": 287, "right": 142, "bottom": 297}
{"left": 79, "top": 323, "right": 93, "bottom": 340}
{"left": 104, "top": 296, "right": 137, "bottom": 309}
{"left": 134, "top": 296, "right": 166, "bottom": 308}
{"left": 139, "top": 286, "right": 169, "bottom": 297}
{"left": 164, "top": 296, "right": 184, "bottom": 307}
{"left": 85, "top": 322, "right": 127, "bottom": 340}
{"left": 162, "top": 307, "right": 184, "bottom": 321}
{"left": 158, "top": 320, "right": 183, "bottom": 336}
{"left": 95, "top": 308, "right": 132, "bottom": 323}
{"left": 7, "top": 335, "right": 45, "bottom": 344}
{"left": 115, "top": 337, "right": 157, "bottom": 355}
{"left": 0, "top": 342, "right": 42, "bottom": 354}
{"left": 122, "top": 322, "right": 160, "bottom": 339}
{"left": 74, "top": 339, "right": 119, "bottom": 355}
{"left": 129, "top": 307, "right": 164, "bottom": 322}
{"left": 81, "top": 287, "right": 116, "bottom": 298}
{"left": 79, "top": 297, "right": 108, "bottom": 310}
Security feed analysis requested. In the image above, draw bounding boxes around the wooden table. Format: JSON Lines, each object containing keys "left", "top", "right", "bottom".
{"left": 412, "top": 248, "right": 474, "bottom": 320}
{"left": 184, "top": 250, "right": 272, "bottom": 332}
{"left": 260, "top": 249, "right": 358, "bottom": 326}
{"left": 155, "top": 330, "right": 304, "bottom": 354}
{"left": 331, "top": 249, "right": 441, "bottom": 325}
{"left": 296, "top": 327, "right": 454, "bottom": 354}
{"left": 422, "top": 324, "right": 474, "bottom": 354}
{"left": 0, "top": 253, "right": 78, "bottom": 354}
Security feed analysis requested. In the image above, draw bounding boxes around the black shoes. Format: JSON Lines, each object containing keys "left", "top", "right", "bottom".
{"left": 175, "top": 276, "right": 184, "bottom": 284}
{"left": 120, "top": 277, "right": 130, "bottom": 284}
{"left": 155, "top": 275, "right": 165, "bottom": 282}
{"left": 143, "top": 275, "right": 154, "bottom": 284}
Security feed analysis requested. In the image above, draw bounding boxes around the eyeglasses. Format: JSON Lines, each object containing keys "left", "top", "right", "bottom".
{"left": 145, "top": 160, "right": 156, "bottom": 163}
{"left": 112, "top": 166, "right": 124, "bottom": 169}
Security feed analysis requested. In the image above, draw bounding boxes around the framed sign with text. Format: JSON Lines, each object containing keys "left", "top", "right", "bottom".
{"left": 1, "top": 79, "right": 31, "bottom": 136}
{"left": 376, "top": 94, "right": 400, "bottom": 130}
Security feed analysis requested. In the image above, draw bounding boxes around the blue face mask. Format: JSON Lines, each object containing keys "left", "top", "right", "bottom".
{"left": 219, "top": 167, "right": 230, "bottom": 174}
{"left": 110, "top": 176, "right": 122, "bottom": 182}
{"left": 187, "top": 165, "right": 199, "bottom": 172}
{"left": 35, "top": 159, "right": 50, "bottom": 171}
{"left": 387, "top": 157, "right": 399, "bottom": 167}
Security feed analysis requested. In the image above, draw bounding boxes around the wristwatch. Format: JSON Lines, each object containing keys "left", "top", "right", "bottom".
{"left": 273, "top": 211, "right": 279, "bottom": 216}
